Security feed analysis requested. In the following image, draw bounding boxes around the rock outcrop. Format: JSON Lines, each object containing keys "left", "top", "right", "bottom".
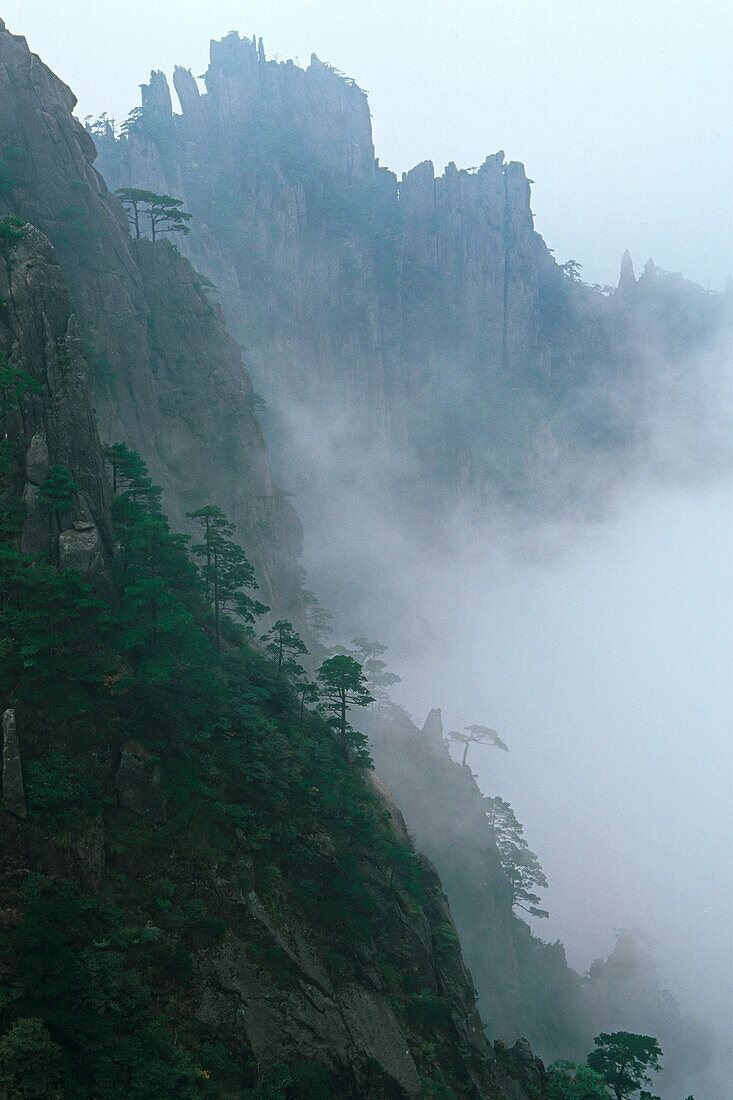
{"left": 115, "top": 742, "right": 167, "bottom": 824}
{"left": 2, "top": 709, "right": 26, "bottom": 818}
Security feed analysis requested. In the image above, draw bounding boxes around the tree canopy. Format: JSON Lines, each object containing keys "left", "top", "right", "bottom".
{"left": 484, "top": 796, "right": 548, "bottom": 919}
{"left": 115, "top": 188, "right": 192, "bottom": 241}
{"left": 260, "top": 619, "right": 308, "bottom": 682}
{"left": 187, "top": 506, "right": 267, "bottom": 654}
{"left": 447, "top": 723, "right": 509, "bottom": 766}
{"left": 587, "top": 1031, "right": 663, "bottom": 1100}
{"left": 546, "top": 1060, "right": 609, "bottom": 1100}
{"left": 350, "top": 636, "right": 401, "bottom": 709}
{"left": 317, "top": 654, "right": 373, "bottom": 756}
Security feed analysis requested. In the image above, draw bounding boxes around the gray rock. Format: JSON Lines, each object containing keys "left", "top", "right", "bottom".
{"left": 2, "top": 709, "right": 27, "bottom": 819}
{"left": 115, "top": 743, "right": 166, "bottom": 823}
{"left": 58, "top": 525, "right": 105, "bottom": 578}
{"left": 20, "top": 482, "right": 50, "bottom": 559}
{"left": 25, "top": 434, "right": 49, "bottom": 485}
{"left": 421, "top": 707, "right": 444, "bottom": 752}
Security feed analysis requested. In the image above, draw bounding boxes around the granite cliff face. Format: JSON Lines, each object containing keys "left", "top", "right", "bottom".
{"left": 0, "top": 19, "right": 303, "bottom": 620}
{"left": 0, "top": 223, "right": 111, "bottom": 579}
{"left": 94, "top": 33, "right": 730, "bottom": 515}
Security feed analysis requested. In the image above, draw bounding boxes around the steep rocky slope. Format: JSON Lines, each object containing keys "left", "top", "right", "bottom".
{"left": 0, "top": 19, "right": 303, "bottom": 621}
{"left": 0, "top": 220, "right": 544, "bottom": 1098}
{"left": 366, "top": 705, "right": 717, "bottom": 1095}
{"left": 94, "top": 33, "right": 731, "bottom": 516}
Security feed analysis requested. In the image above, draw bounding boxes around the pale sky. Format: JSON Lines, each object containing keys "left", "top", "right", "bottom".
{"left": 4, "top": 0, "right": 732, "bottom": 289}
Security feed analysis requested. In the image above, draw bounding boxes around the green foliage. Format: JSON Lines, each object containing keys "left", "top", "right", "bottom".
{"left": 0, "top": 440, "right": 476, "bottom": 1095}
{"left": 0, "top": 545, "right": 107, "bottom": 720}
{"left": 26, "top": 750, "right": 102, "bottom": 832}
{"left": 587, "top": 1031, "right": 663, "bottom": 1100}
{"left": 188, "top": 504, "right": 268, "bottom": 653}
{"left": 484, "top": 796, "right": 549, "bottom": 919}
{"left": 0, "top": 214, "right": 26, "bottom": 251}
{"left": 0, "top": 1017, "right": 64, "bottom": 1099}
{"left": 3, "top": 876, "right": 202, "bottom": 1098}
{"left": 317, "top": 654, "right": 374, "bottom": 755}
{"left": 261, "top": 618, "right": 308, "bottom": 681}
{"left": 37, "top": 465, "right": 80, "bottom": 514}
{"left": 115, "top": 188, "right": 192, "bottom": 241}
{"left": 547, "top": 1060, "right": 610, "bottom": 1099}
{"left": 0, "top": 353, "right": 41, "bottom": 416}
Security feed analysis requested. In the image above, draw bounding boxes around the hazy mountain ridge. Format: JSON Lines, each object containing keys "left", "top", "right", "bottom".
{"left": 365, "top": 705, "right": 717, "bottom": 1097}
{"left": 93, "top": 31, "right": 731, "bottom": 519}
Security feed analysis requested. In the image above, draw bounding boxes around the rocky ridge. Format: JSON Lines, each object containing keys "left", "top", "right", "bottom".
{"left": 94, "top": 33, "right": 731, "bottom": 517}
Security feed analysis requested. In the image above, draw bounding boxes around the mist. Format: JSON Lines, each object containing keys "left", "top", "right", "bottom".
{"left": 281, "top": 336, "right": 733, "bottom": 1095}
{"left": 6, "top": 5, "right": 731, "bottom": 1090}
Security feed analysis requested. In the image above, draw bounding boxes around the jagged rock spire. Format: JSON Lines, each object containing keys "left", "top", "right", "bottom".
{"left": 141, "top": 70, "right": 172, "bottom": 120}
{"left": 617, "top": 249, "right": 636, "bottom": 292}
{"left": 614, "top": 249, "right": 638, "bottom": 300}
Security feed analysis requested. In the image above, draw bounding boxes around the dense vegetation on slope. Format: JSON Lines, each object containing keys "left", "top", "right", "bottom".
{"left": 0, "top": 453, "right": 493, "bottom": 1096}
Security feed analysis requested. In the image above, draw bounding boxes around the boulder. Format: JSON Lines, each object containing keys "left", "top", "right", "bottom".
{"left": 58, "top": 524, "right": 106, "bottom": 578}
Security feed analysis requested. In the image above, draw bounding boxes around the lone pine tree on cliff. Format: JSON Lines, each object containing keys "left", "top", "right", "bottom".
{"left": 317, "top": 654, "right": 373, "bottom": 755}
{"left": 115, "top": 188, "right": 192, "bottom": 241}
{"left": 448, "top": 723, "right": 509, "bottom": 766}
{"left": 484, "top": 796, "right": 549, "bottom": 919}
{"left": 587, "top": 1031, "right": 663, "bottom": 1100}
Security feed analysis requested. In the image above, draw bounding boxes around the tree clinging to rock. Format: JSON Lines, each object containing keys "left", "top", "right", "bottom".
{"left": 448, "top": 723, "right": 509, "bottom": 767}
{"left": 115, "top": 188, "right": 192, "bottom": 241}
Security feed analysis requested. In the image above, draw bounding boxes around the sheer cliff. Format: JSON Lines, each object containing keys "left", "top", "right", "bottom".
{"left": 0, "top": 222, "right": 111, "bottom": 579}
{"left": 0, "top": 19, "right": 303, "bottom": 621}
{"left": 94, "top": 32, "right": 730, "bottom": 517}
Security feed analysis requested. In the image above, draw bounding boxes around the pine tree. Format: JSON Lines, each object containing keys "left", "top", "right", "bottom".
{"left": 316, "top": 655, "right": 373, "bottom": 755}
{"left": 447, "top": 724, "right": 509, "bottom": 766}
{"left": 260, "top": 619, "right": 308, "bottom": 682}
{"left": 587, "top": 1032, "right": 662, "bottom": 1100}
{"left": 187, "top": 506, "right": 267, "bottom": 654}
{"left": 115, "top": 188, "right": 192, "bottom": 241}
{"left": 484, "top": 796, "right": 549, "bottom": 918}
